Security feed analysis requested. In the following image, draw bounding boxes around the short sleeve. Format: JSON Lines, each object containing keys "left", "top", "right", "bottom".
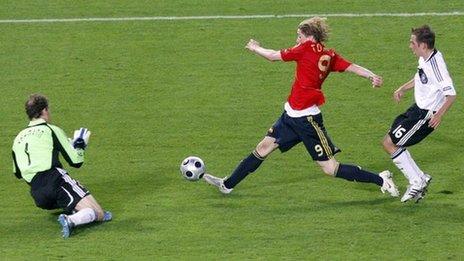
{"left": 428, "top": 54, "right": 455, "bottom": 96}
{"left": 280, "top": 44, "right": 304, "bottom": 61}
{"left": 331, "top": 52, "right": 352, "bottom": 72}
{"left": 436, "top": 62, "right": 456, "bottom": 96}
{"left": 440, "top": 81, "right": 456, "bottom": 96}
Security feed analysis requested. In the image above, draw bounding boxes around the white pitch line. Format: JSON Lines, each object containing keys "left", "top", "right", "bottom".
{"left": 0, "top": 12, "right": 463, "bottom": 24}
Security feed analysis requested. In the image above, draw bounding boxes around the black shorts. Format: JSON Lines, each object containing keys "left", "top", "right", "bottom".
{"left": 267, "top": 112, "right": 340, "bottom": 161}
{"left": 389, "top": 103, "right": 435, "bottom": 147}
{"left": 29, "top": 168, "right": 90, "bottom": 213}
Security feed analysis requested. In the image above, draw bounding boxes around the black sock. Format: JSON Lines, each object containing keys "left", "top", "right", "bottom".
{"left": 224, "top": 151, "right": 264, "bottom": 189}
{"left": 335, "top": 164, "right": 383, "bottom": 186}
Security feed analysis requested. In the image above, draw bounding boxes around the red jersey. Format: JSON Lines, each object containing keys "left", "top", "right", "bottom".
{"left": 280, "top": 40, "right": 352, "bottom": 110}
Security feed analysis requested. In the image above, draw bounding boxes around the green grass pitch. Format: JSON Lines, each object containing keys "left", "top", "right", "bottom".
{"left": 0, "top": 1, "right": 463, "bottom": 259}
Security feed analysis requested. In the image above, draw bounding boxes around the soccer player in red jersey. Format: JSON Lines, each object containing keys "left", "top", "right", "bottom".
{"left": 204, "top": 17, "right": 399, "bottom": 197}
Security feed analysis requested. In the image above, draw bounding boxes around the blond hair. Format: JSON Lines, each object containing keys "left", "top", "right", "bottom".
{"left": 298, "top": 17, "right": 329, "bottom": 43}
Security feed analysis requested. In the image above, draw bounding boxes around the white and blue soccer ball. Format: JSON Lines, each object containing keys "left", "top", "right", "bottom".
{"left": 180, "top": 156, "right": 205, "bottom": 181}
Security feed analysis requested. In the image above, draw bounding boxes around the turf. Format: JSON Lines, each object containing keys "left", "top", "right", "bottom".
{"left": 0, "top": 1, "right": 463, "bottom": 259}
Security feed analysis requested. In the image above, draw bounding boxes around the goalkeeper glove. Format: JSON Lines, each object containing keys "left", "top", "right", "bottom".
{"left": 72, "top": 128, "right": 91, "bottom": 149}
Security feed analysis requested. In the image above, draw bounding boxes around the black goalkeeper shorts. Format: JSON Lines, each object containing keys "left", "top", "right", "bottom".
{"left": 29, "top": 168, "right": 90, "bottom": 213}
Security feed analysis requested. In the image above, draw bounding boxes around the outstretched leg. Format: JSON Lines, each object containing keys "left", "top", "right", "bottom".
{"left": 204, "top": 136, "right": 279, "bottom": 193}
{"left": 317, "top": 158, "right": 399, "bottom": 197}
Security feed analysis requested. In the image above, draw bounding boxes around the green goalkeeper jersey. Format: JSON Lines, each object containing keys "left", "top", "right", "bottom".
{"left": 12, "top": 118, "right": 85, "bottom": 183}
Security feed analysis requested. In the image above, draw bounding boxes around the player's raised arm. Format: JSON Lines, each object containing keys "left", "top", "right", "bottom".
{"left": 245, "top": 39, "right": 282, "bottom": 61}
{"left": 345, "top": 64, "right": 383, "bottom": 88}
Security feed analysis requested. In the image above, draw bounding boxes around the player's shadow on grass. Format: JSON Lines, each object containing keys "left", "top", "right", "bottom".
{"left": 318, "top": 197, "right": 393, "bottom": 207}
{"left": 319, "top": 196, "right": 464, "bottom": 222}
{"left": 393, "top": 202, "right": 464, "bottom": 222}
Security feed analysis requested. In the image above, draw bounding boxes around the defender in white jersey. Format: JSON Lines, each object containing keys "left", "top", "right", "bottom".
{"left": 382, "top": 25, "right": 457, "bottom": 203}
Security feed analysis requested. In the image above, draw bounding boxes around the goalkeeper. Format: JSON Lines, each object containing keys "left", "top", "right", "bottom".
{"left": 11, "top": 94, "right": 111, "bottom": 238}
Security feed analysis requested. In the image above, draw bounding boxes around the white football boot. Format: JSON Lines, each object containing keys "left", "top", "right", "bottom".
{"left": 415, "top": 173, "right": 433, "bottom": 203}
{"left": 379, "top": 170, "right": 400, "bottom": 197}
{"left": 401, "top": 181, "right": 426, "bottom": 203}
{"left": 203, "top": 174, "right": 233, "bottom": 194}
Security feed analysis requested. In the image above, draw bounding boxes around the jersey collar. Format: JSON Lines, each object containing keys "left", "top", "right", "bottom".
{"left": 425, "top": 49, "right": 438, "bottom": 62}
{"left": 303, "top": 39, "right": 323, "bottom": 47}
{"left": 28, "top": 118, "right": 47, "bottom": 126}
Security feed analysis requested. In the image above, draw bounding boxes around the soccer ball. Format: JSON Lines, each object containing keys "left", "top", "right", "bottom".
{"left": 180, "top": 156, "right": 206, "bottom": 181}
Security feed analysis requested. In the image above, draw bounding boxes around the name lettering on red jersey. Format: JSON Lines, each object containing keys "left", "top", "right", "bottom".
{"left": 279, "top": 40, "right": 352, "bottom": 110}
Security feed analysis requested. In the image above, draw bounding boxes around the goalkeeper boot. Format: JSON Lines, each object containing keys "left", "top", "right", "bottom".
{"left": 103, "top": 211, "right": 113, "bottom": 222}
{"left": 58, "top": 214, "right": 74, "bottom": 239}
{"left": 379, "top": 170, "right": 399, "bottom": 197}
{"left": 203, "top": 174, "right": 233, "bottom": 194}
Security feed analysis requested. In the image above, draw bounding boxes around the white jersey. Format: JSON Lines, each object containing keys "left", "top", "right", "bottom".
{"left": 414, "top": 49, "right": 456, "bottom": 111}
